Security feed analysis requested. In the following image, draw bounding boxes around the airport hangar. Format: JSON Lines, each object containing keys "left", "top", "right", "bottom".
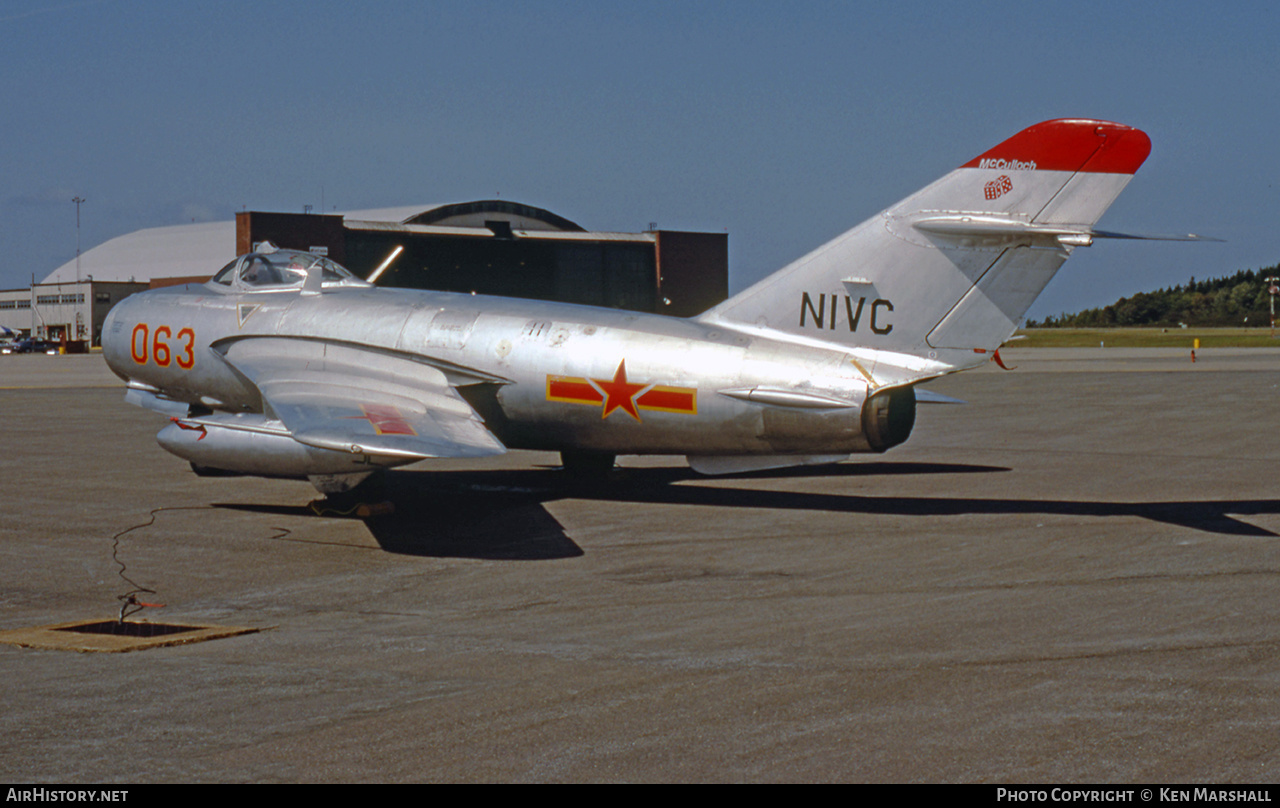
{"left": 0, "top": 201, "right": 728, "bottom": 347}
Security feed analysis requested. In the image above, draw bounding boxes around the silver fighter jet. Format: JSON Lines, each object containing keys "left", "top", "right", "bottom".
{"left": 102, "top": 119, "right": 1158, "bottom": 494}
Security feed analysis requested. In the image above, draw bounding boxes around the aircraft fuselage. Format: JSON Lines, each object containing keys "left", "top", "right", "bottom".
{"left": 103, "top": 283, "right": 894, "bottom": 460}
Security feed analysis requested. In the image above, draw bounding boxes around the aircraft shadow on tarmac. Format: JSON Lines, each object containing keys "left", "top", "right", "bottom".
{"left": 218, "top": 460, "right": 1280, "bottom": 560}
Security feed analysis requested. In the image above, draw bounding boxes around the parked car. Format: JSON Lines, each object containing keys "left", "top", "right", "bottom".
{"left": 1, "top": 339, "right": 59, "bottom": 355}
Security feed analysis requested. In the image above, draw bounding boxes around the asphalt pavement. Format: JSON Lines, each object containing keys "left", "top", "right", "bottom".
{"left": 2, "top": 349, "right": 1278, "bottom": 782}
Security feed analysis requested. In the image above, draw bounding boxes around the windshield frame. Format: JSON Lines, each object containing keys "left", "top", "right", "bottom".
{"left": 208, "top": 249, "right": 370, "bottom": 292}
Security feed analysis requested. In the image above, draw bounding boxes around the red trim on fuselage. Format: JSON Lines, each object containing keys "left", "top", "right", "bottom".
{"left": 547, "top": 377, "right": 605, "bottom": 405}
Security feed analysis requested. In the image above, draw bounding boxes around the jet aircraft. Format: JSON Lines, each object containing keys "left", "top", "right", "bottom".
{"left": 103, "top": 119, "right": 1163, "bottom": 495}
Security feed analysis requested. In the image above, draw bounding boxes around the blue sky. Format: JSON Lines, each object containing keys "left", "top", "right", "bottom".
{"left": 2, "top": 0, "right": 1277, "bottom": 319}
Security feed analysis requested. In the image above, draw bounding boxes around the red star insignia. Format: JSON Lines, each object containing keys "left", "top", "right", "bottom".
{"left": 591, "top": 360, "right": 647, "bottom": 421}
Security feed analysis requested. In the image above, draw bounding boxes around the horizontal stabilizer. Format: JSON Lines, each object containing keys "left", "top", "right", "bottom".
{"left": 1090, "top": 230, "right": 1223, "bottom": 242}
{"left": 914, "top": 389, "right": 966, "bottom": 405}
{"left": 911, "top": 217, "right": 1222, "bottom": 248}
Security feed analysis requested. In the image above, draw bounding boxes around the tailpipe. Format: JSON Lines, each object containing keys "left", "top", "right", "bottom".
{"left": 860, "top": 386, "right": 916, "bottom": 452}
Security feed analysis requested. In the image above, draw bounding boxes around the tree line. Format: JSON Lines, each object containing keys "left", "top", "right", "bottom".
{"left": 1027, "top": 264, "right": 1280, "bottom": 328}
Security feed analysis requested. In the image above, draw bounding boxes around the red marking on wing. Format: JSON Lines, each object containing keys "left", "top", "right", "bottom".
{"left": 359, "top": 404, "right": 416, "bottom": 436}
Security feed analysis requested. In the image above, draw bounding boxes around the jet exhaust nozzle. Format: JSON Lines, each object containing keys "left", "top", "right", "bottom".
{"left": 861, "top": 386, "right": 916, "bottom": 453}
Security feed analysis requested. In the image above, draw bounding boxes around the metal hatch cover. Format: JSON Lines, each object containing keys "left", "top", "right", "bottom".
{"left": 0, "top": 619, "right": 263, "bottom": 653}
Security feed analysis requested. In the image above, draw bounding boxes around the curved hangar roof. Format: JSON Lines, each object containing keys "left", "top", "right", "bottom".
{"left": 41, "top": 202, "right": 586, "bottom": 285}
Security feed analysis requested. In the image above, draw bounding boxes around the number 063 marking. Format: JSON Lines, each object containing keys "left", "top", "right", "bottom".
{"left": 130, "top": 323, "right": 195, "bottom": 369}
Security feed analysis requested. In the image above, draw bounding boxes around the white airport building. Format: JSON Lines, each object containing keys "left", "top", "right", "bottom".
{"left": 0, "top": 203, "right": 727, "bottom": 348}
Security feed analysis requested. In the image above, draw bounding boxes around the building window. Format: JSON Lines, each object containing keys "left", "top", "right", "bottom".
{"left": 35, "top": 294, "right": 84, "bottom": 305}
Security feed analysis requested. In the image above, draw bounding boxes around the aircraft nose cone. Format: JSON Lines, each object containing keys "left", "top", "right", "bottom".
{"left": 101, "top": 294, "right": 138, "bottom": 380}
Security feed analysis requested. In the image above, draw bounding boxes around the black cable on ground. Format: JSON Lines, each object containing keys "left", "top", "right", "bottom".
{"left": 110, "top": 506, "right": 219, "bottom": 623}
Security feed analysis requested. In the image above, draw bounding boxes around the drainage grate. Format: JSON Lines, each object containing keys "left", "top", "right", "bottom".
{"left": 0, "top": 619, "right": 263, "bottom": 653}
{"left": 55, "top": 621, "right": 202, "bottom": 638}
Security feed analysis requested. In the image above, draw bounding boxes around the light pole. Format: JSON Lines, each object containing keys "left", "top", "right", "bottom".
{"left": 72, "top": 196, "right": 85, "bottom": 283}
{"left": 1266, "top": 275, "right": 1278, "bottom": 338}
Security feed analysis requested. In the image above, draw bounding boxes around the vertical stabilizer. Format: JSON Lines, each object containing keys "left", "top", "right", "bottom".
{"left": 699, "top": 119, "right": 1151, "bottom": 366}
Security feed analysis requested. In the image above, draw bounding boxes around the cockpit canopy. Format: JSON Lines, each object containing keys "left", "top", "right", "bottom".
{"left": 209, "top": 246, "right": 370, "bottom": 291}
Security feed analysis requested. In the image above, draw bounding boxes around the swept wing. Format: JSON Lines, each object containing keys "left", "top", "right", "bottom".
{"left": 205, "top": 336, "right": 506, "bottom": 461}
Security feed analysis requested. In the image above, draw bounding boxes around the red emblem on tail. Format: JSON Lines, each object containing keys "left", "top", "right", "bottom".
{"left": 984, "top": 174, "right": 1013, "bottom": 200}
